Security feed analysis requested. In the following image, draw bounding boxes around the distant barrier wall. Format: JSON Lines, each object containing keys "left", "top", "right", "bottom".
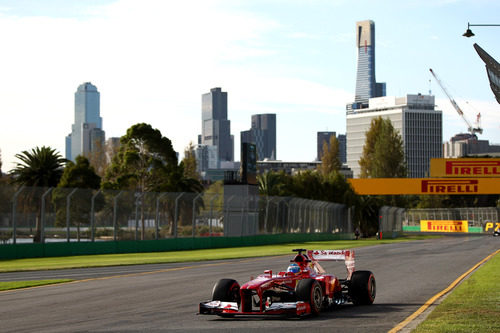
{"left": 0, "top": 233, "right": 350, "bottom": 260}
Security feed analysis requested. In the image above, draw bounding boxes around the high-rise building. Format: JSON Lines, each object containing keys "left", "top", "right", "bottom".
{"left": 317, "top": 132, "right": 335, "bottom": 161}
{"left": 317, "top": 132, "right": 346, "bottom": 163}
{"left": 201, "top": 87, "right": 233, "bottom": 162}
{"left": 346, "top": 94, "right": 442, "bottom": 178}
{"left": 337, "top": 134, "right": 347, "bottom": 164}
{"left": 241, "top": 114, "right": 276, "bottom": 160}
{"left": 443, "top": 133, "right": 500, "bottom": 157}
{"left": 65, "top": 82, "right": 105, "bottom": 162}
{"left": 348, "top": 20, "right": 386, "bottom": 110}
{"left": 194, "top": 144, "right": 219, "bottom": 176}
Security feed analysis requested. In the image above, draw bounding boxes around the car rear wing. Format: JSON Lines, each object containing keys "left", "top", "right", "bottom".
{"left": 307, "top": 250, "right": 355, "bottom": 279}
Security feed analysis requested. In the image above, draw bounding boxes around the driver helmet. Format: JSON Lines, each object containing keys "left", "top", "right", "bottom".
{"left": 287, "top": 263, "right": 300, "bottom": 274}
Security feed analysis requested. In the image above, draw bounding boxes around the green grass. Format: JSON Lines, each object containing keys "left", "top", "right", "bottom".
{"left": 0, "top": 235, "right": 436, "bottom": 273}
{"left": 413, "top": 252, "right": 500, "bottom": 333}
{"left": 0, "top": 279, "right": 73, "bottom": 291}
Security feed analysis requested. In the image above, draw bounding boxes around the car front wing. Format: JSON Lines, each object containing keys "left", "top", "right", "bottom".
{"left": 199, "top": 300, "right": 312, "bottom": 317}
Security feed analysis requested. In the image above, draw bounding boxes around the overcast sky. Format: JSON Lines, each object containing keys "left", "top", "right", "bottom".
{"left": 1, "top": 0, "right": 499, "bottom": 172}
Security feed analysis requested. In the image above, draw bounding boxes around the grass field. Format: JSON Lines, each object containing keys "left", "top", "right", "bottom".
{"left": 0, "top": 235, "right": 436, "bottom": 273}
{"left": 0, "top": 279, "right": 73, "bottom": 291}
{"left": 413, "top": 252, "right": 500, "bottom": 333}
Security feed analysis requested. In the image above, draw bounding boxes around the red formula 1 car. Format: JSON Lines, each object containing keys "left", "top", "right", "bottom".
{"left": 199, "top": 249, "right": 376, "bottom": 317}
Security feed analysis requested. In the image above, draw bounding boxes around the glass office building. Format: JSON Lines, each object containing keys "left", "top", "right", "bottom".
{"left": 241, "top": 114, "right": 277, "bottom": 161}
{"left": 201, "top": 87, "right": 233, "bottom": 162}
{"left": 65, "top": 82, "right": 104, "bottom": 162}
{"left": 346, "top": 94, "right": 442, "bottom": 178}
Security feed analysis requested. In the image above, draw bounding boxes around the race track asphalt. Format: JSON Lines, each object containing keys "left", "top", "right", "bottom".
{"left": 0, "top": 235, "right": 498, "bottom": 332}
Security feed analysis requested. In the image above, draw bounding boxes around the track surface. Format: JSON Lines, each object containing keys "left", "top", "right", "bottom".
{"left": 0, "top": 236, "right": 498, "bottom": 332}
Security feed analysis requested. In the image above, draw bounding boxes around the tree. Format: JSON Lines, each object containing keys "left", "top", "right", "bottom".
{"left": 0, "top": 148, "right": 3, "bottom": 176}
{"left": 319, "top": 135, "right": 341, "bottom": 176}
{"left": 10, "top": 146, "right": 66, "bottom": 187}
{"left": 359, "top": 116, "right": 406, "bottom": 178}
{"left": 85, "top": 139, "right": 107, "bottom": 177}
{"left": 53, "top": 155, "right": 102, "bottom": 240}
{"left": 9, "top": 146, "right": 67, "bottom": 242}
{"left": 182, "top": 142, "right": 199, "bottom": 180}
{"left": 257, "top": 171, "right": 292, "bottom": 197}
{"left": 102, "top": 123, "right": 199, "bottom": 239}
{"left": 102, "top": 123, "right": 178, "bottom": 192}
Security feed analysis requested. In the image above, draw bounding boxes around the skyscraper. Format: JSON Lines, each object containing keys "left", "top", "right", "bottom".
{"left": 317, "top": 132, "right": 347, "bottom": 163}
{"left": 346, "top": 94, "right": 442, "bottom": 178}
{"left": 65, "top": 82, "right": 105, "bottom": 162}
{"left": 317, "top": 132, "right": 335, "bottom": 161}
{"left": 350, "top": 20, "right": 386, "bottom": 110}
{"left": 241, "top": 114, "right": 277, "bottom": 161}
{"left": 201, "top": 87, "right": 233, "bottom": 162}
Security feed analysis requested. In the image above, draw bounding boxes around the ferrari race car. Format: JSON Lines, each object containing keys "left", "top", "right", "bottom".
{"left": 199, "top": 249, "right": 376, "bottom": 317}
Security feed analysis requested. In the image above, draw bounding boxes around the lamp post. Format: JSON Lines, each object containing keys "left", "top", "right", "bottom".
{"left": 463, "top": 23, "right": 500, "bottom": 37}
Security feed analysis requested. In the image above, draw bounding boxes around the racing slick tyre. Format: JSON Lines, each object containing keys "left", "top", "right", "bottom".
{"left": 212, "top": 279, "right": 241, "bottom": 305}
{"left": 295, "top": 279, "right": 323, "bottom": 315}
{"left": 348, "top": 270, "right": 376, "bottom": 305}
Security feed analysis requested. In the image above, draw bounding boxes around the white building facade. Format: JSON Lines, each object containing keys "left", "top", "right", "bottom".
{"left": 346, "top": 94, "right": 442, "bottom": 178}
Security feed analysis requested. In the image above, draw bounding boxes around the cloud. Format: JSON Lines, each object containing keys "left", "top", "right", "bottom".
{"left": 0, "top": 0, "right": 349, "bottom": 171}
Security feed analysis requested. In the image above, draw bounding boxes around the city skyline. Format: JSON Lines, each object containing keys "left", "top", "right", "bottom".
{"left": 0, "top": 1, "right": 499, "bottom": 172}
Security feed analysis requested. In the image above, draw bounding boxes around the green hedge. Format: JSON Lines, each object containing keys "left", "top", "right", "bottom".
{"left": 0, "top": 233, "right": 351, "bottom": 260}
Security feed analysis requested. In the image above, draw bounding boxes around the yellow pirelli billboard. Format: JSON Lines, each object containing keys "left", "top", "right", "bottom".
{"left": 430, "top": 158, "right": 500, "bottom": 178}
{"left": 348, "top": 178, "right": 500, "bottom": 195}
{"left": 420, "top": 220, "right": 469, "bottom": 233}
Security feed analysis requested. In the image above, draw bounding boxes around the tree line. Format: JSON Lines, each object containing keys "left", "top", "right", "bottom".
{"left": 1, "top": 118, "right": 498, "bottom": 241}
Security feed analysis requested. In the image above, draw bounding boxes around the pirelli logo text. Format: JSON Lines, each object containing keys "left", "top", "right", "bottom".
{"left": 420, "top": 220, "right": 468, "bottom": 233}
{"left": 445, "top": 160, "right": 500, "bottom": 176}
{"left": 421, "top": 179, "right": 478, "bottom": 194}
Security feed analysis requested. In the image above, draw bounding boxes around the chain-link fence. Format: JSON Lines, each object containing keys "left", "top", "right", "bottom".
{"left": 406, "top": 207, "right": 500, "bottom": 229}
{"left": 375, "top": 206, "right": 500, "bottom": 237}
{"left": 0, "top": 184, "right": 351, "bottom": 244}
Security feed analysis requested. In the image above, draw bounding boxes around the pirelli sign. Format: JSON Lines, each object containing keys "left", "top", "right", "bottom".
{"left": 420, "top": 220, "right": 469, "bottom": 233}
{"left": 348, "top": 178, "right": 500, "bottom": 195}
{"left": 430, "top": 158, "right": 500, "bottom": 177}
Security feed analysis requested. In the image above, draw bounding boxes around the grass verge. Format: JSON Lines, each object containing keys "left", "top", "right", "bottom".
{"left": 413, "top": 252, "right": 500, "bottom": 333}
{"left": 0, "top": 235, "right": 436, "bottom": 273}
{"left": 0, "top": 279, "right": 73, "bottom": 291}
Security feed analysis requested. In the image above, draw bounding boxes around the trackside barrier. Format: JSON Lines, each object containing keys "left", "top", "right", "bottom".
{"left": 0, "top": 232, "right": 351, "bottom": 260}
{"left": 378, "top": 206, "right": 405, "bottom": 239}
{"left": 405, "top": 207, "right": 499, "bottom": 233}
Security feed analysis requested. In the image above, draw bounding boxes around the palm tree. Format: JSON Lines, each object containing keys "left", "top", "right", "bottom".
{"left": 10, "top": 146, "right": 67, "bottom": 242}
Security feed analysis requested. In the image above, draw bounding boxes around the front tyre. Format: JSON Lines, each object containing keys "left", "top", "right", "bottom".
{"left": 296, "top": 279, "right": 323, "bottom": 315}
{"left": 212, "top": 279, "right": 241, "bottom": 306}
{"left": 349, "top": 270, "right": 376, "bottom": 305}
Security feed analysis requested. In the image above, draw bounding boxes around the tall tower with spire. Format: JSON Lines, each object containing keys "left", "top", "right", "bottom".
{"left": 350, "top": 20, "right": 386, "bottom": 109}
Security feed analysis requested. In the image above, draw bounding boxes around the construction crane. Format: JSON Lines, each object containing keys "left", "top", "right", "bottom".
{"left": 429, "top": 68, "right": 483, "bottom": 135}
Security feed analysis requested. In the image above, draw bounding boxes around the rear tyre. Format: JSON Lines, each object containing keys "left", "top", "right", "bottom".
{"left": 212, "top": 279, "right": 241, "bottom": 305}
{"left": 295, "top": 279, "right": 323, "bottom": 315}
{"left": 349, "top": 270, "right": 376, "bottom": 305}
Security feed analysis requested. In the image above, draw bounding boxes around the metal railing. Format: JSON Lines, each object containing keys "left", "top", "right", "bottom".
{"left": 0, "top": 184, "right": 350, "bottom": 244}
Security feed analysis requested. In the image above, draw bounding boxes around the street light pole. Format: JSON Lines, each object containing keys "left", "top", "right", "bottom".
{"left": 463, "top": 22, "right": 500, "bottom": 37}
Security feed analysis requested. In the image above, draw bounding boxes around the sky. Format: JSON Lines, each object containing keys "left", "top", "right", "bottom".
{"left": 1, "top": 0, "right": 499, "bottom": 173}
